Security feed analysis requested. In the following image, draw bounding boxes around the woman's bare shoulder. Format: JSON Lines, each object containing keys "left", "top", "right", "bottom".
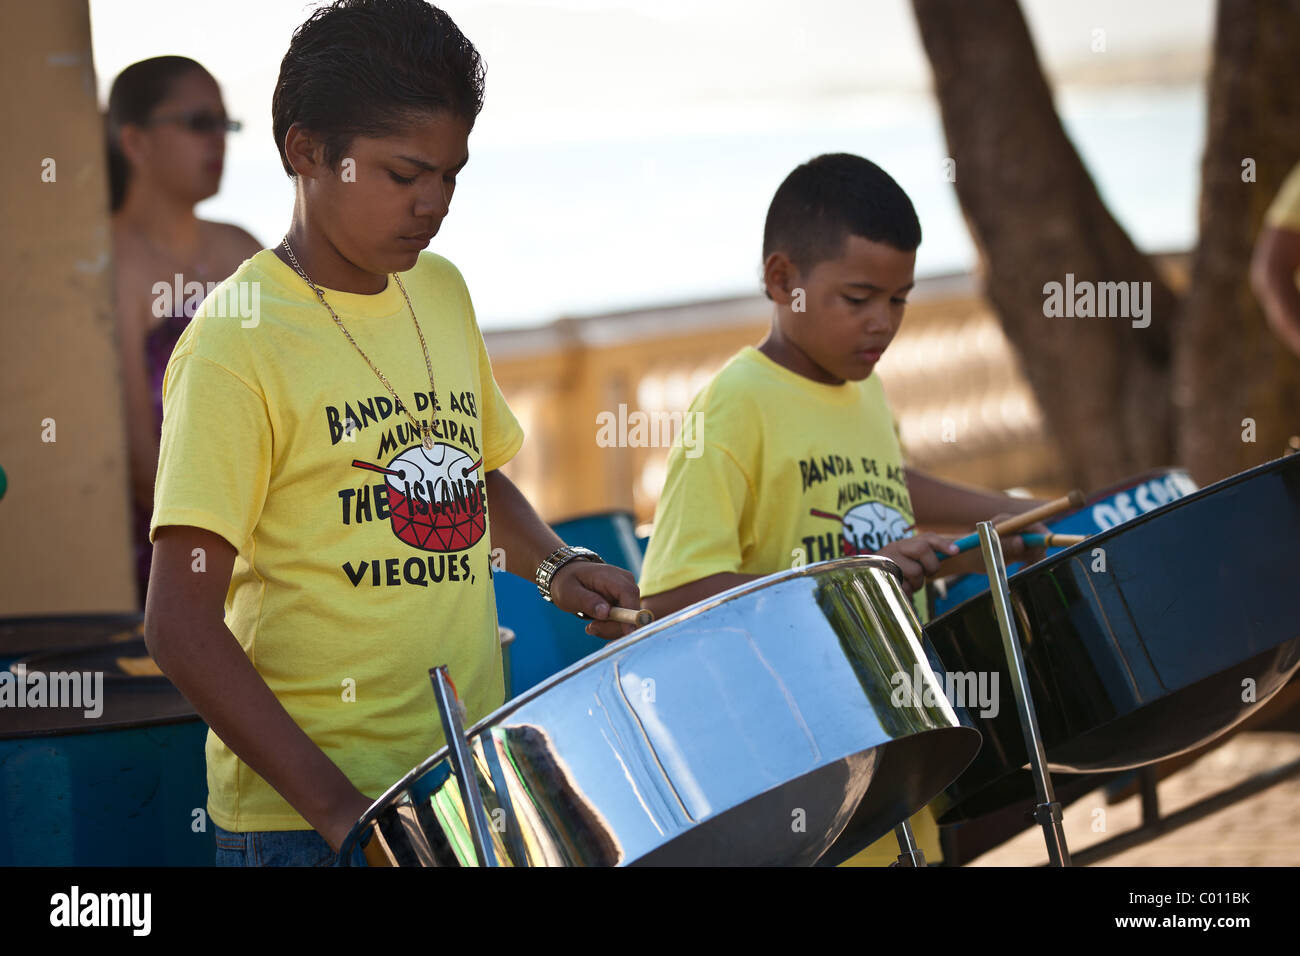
{"left": 200, "top": 219, "right": 264, "bottom": 271}
{"left": 109, "top": 222, "right": 155, "bottom": 332}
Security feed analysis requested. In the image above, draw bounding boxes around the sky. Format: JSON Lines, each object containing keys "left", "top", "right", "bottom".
{"left": 88, "top": 0, "right": 1216, "bottom": 327}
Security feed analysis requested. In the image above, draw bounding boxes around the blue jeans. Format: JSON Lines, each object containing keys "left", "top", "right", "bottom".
{"left": 213, "top": 822, "right": 343, "bottom": 867}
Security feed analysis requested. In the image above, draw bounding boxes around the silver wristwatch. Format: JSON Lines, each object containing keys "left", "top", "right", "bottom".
{"left": 536, "top": 546, "right": 604, "bottom": 602}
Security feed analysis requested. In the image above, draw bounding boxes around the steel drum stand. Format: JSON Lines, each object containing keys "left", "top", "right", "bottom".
{"left": 430, "top": 666, "right": 499, "bottom": 867}
{"left": 892, "top": 821, "right": 927, "bottom": 866}
{"left": 976, "top": 521, "right": 1072, "bottom": 867}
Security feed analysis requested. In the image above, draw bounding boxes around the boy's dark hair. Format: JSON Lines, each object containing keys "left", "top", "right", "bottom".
{"left": 272, "top": 0, "right": 485, "bottom": 178}
{"left": 762, "top": 154, "right": 921, "bottom": 296}
{"left": 105, "top": 56, "right": 209, "bottom": 212}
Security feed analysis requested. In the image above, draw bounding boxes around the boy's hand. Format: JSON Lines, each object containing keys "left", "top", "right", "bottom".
{"left": 320, "top": 786, "right": 378, "bottom": 855}
{"left": 990, "top": 512, "right": 1051, "bottom": 568}
{"left": 549, "top": 561, "right": 642, "bottom": 641}
{"left": 875, "top": 533, "right": 960, "bottom": 596}
{"left": 932, "top": 513, "right": 1051, "bottom": 578}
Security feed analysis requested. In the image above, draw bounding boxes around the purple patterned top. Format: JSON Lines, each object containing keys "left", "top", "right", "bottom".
{"left": 133, "top": 312, "right": 192, "bottom": 607}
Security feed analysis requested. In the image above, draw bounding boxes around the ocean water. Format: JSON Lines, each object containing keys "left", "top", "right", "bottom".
{"left": 198, "top": 84, "right": 1205, "bottom": 329}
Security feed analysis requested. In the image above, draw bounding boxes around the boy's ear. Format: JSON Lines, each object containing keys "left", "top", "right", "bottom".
{"left": 762, "top": 252, "right": 800, "bottom": 306}
{"left": 283, "top": 123, "right": 328, "bottom": 179}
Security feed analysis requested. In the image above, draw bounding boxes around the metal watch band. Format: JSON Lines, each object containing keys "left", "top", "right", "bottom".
{"left": 536, "top": 546, "right": 604, "bottom": 602}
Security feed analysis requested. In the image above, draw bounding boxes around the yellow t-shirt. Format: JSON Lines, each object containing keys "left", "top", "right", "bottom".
{"left": 150, "top": 249, "right": 524, "bottom": 831}
{"left": 639, "top": 345, "right": 941, "bottom": 865}
{"left": 1265, "top": 161, "right": 1300, "bottom": 232}
{"left": 640, "top": 346, "right": 926, "bottom": 622}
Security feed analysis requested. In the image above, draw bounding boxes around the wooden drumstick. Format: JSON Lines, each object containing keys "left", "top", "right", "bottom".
{"left": 941, "top": 490, "right": 1087, "bottom": 558}
{"left": 606, "top": 606, "right": 655, "bottom": 627}
{"left": 990, "top": 491, "right": 1087, "bottom": 535}
{"left": 1019, "top": 532, "right": 1088, "bottom": 548}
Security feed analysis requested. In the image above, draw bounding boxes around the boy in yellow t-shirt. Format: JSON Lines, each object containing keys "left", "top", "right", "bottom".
{"left": 144, "top": 0, "right": 639, "bottom": 866}
{"left": 639, "top": 153, "right": 1047, "bottom": 866}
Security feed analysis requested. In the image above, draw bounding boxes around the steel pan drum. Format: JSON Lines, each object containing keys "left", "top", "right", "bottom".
{"left": 344, "top": 556, "right": 981, "bottom": 866}
{"left": 0, "top": 614, "right": 143, "bottom": 671}
{"left": 0, "top": 639, "right": 210, "bottom": 865}
{"left": 933, "top": 469, "right": 1198, "bottom": 616}
{"left": 926, "top": 454, "right": 1300, "bottom": 823}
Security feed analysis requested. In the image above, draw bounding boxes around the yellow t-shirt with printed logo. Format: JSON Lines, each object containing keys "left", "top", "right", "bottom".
{"left": 639, "top": 345, "right": 941, "bottom": 865}
{"left": 151, "top": 249, "right": 523, "bottom": 832}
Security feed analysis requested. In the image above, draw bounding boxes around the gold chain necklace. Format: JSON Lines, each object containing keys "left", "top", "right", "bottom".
{"left": 281, "top": 238, "right": 438, "bottom": 450}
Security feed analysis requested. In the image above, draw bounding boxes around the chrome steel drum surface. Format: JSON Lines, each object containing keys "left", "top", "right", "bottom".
{"left": 926, "top": 454, "right": 1300, "bottom": 823}
{"left": 344, "top": 556, "right": 980, "bottom": 866}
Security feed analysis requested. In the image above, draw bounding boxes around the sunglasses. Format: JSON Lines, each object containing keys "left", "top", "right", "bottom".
{"left": 146, "top": 110, "right": 242, "bottom": 134}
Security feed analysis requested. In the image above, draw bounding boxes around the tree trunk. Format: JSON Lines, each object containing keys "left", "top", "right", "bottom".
{"left": 911, "top": 0, "right": 1179, "bottom": 492}
{"left": 1175, "top": 0, "right": 1300, "bottom": 481}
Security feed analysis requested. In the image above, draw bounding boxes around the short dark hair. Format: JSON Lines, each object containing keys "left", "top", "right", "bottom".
{"left": 762, "top": 154, "right": 921, "bottom": 290}
{"left": 272, "top": 0, "right": 486, "bottom": 178}
{"left": 105, "top": 56, "right": 210, "bottom": 211}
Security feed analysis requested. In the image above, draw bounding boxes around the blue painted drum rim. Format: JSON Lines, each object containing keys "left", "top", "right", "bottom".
{"left": 3, "top": 639, "right": 197, "bottom": 738}
{"left": 0, "top": 613, "right": 143, "bottom": 670}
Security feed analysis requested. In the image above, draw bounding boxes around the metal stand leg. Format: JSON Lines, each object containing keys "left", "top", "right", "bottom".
{"left": 976, "top": 521, "right": 1072, "bottom": 867}
{"left": 1139, "top": 766, "right": 1160, "bottom": 826}
{"left": 430, "top": 666, "right": 499, "bottom": 867}
{"left": 892, "top": 819, "right": 928, "bottom": 867}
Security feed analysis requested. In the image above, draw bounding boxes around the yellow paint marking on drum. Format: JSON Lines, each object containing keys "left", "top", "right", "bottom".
{"left": 363, "top": 826, "right": 395, "bottom": 867}
{"left": 116, "top": 655, "right": 164, "bottom": 677}
{"left": 837, "top": 805, "right": 942, "bottom": 867}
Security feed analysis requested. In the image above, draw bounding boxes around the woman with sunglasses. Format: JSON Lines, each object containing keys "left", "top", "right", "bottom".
{"left": 106, "top": 55, "right": 262, "bottom": 608}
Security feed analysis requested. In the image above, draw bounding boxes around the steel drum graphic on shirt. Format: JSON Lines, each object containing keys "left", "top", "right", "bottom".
{"left": 351, "top": 442, "right": 485, "bottom": 551}
{"left": 811, "top": 501, "right": 911, "bottom": 556}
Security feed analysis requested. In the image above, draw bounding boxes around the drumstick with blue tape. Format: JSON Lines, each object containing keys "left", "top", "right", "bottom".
{"left": 1018, "top": 532, "right": 1088, "bottom": 548}
{"left": 938, "top": 491, "right": 1087, "bottom": 559}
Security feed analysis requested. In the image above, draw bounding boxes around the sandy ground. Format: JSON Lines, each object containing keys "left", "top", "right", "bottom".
{"left": 970, "top": 732, "right": 1300, "bottom": 866}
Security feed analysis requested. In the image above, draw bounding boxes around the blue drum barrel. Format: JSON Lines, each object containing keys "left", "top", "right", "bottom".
{"left": 0, "top": 638, "right": 210, "bottom": 866}
{"left": 933, "top": 468, "right": 1198, "bottom": 615}
{"left": 493, "top": 511, "right": 646, "bottom": 697}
